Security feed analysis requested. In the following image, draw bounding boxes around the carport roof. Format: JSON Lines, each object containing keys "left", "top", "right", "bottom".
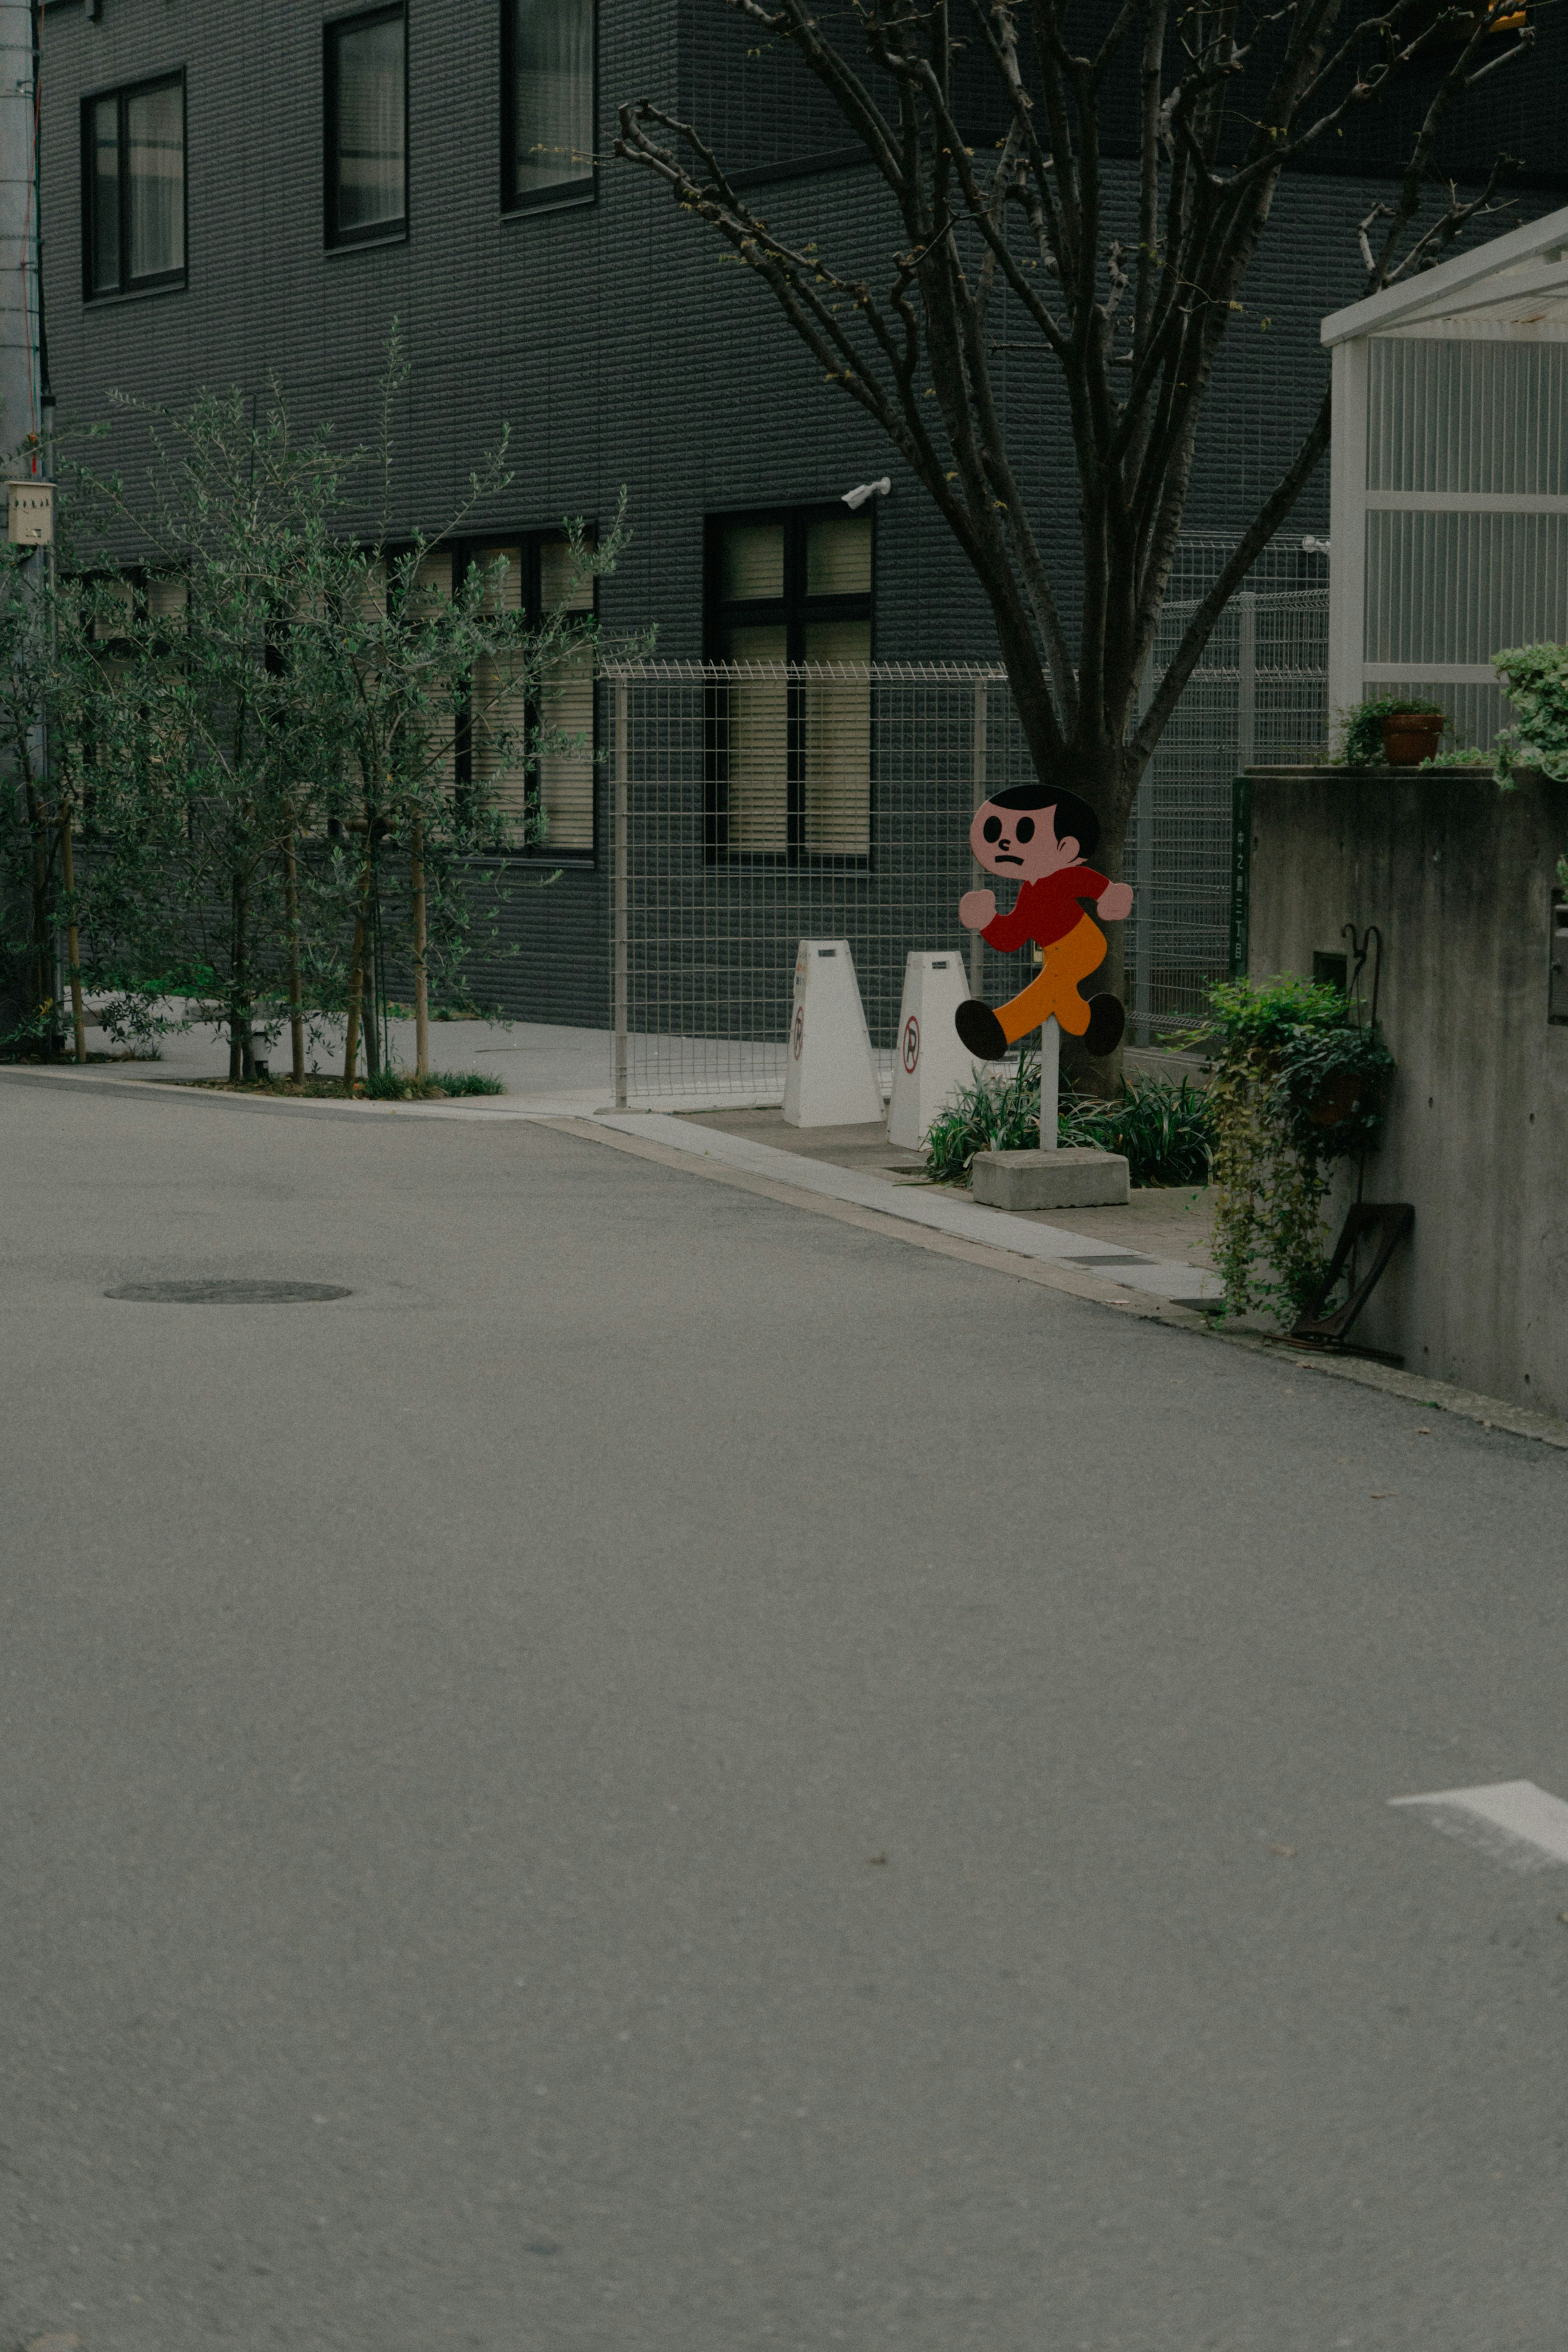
{"left": 1321, "top": 201, "right": 1568, "bottom": 345}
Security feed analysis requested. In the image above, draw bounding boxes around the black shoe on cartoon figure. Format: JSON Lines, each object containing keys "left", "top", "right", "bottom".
{"left": 956, "top": 999, "right": 1009, "bottom": 1060}
{"left": 1081, "top": 993, "right": 1126, "bottom": 1058}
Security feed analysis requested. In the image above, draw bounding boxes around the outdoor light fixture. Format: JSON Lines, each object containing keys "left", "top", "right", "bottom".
{"left": 1301, "top": 535, "right": 1331, "bottom": 556}
{"left": 841, "top": 476, "right": 891, "bottom": 511}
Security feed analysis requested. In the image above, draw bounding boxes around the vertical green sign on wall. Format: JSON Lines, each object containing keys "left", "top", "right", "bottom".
{"left": 1228, "top": 774, "right": 1252, "bottom": 980}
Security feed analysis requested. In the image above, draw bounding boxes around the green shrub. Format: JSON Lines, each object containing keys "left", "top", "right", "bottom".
{"left": 924, "top": 1061, "right": 1216, "bottom": 1188}
{"left": 360, "top": 1066, "right": 503, "bottom": 1100}
{"left": 1058, "top": 1075, "right": 1215, "bottom": 1186}
{"left": 1490, "top": 642, "right": 1568, "bottom": 786}
{"left": 925, "top": 1054, "right": 1041, "bottom": 1181}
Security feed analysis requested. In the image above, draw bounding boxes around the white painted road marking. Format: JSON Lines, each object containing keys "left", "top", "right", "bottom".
{"left": 1389, "top": 1780, "right": 1568, "bottom": 1873}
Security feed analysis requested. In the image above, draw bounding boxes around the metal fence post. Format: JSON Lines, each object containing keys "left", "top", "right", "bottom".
{"left": 613, "top": 674, "right": 629, "bottom": 1110}
{"left": 969, "top": 678, "right": 987, "bottom": 998}
{"left": 1236, "top": 591, "right": 1258, "bottom": 772}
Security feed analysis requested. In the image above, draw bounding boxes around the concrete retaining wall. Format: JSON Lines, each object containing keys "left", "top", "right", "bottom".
{"left": 1244, "top": 765, "right": 1568, "bottom": 1416}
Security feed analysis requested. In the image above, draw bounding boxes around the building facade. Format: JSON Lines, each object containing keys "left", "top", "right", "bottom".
{"left": 33, "top": 0, "right": 1568, "bottom": 1034}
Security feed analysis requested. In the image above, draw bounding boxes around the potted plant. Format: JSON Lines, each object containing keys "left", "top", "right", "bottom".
{"left": 1333, "top": 694, "right": 1448, "bottom": 767}
{"left": 1379, "top": 700, "right": 1447, "bottom": 765}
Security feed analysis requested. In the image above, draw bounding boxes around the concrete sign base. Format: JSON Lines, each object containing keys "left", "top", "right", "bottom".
{"left": 971, "top": 1146, "right": 1130, "bottom": 1211}
{"left": 782, "top": 939, "right": 884, "bottom": 1128}
{"left": 886, "top": 951, "right": 984, "bottom": 1149}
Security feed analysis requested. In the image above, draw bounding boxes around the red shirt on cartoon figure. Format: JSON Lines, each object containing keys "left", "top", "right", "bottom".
{"left": 953, "top": 783, "right": 1132, "bottom": 1060}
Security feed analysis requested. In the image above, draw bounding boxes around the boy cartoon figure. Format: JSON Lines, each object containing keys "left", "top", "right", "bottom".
{"left": 955, "top": 783, "right": 1132, "bottom": 1059}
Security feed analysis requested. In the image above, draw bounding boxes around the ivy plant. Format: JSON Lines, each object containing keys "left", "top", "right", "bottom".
{"left": 1490, "top": 643, "right": 1568, "bottom": 787}
{"left": 1189, "top": 976, "right": 1393, "bottom": 1324}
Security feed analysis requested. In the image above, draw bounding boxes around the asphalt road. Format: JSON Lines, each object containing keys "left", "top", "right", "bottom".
{"left": 3, "top": 1075, "right": 1567, "bottom": 2352}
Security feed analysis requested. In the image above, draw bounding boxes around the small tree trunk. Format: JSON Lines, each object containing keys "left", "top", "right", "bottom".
{"left": 410, "top": 808, "right": 429, "bottom": 1081}
{"left": 24, "top": 781, "right": 55, "bottom": 1056}
{"left": 229, "top": 871, "right": 252, "bottom": 1082}
{"left": 60, "top": 802, "right": 85, "bottom": 1063}
{"left": 342, "top": 843, "right": 372, "bottom": 1091}
{"left": 284, "top": 833, "right": 305, "bottom": 1086}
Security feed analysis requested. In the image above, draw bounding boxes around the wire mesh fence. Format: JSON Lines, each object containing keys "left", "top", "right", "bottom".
{"left": 607, "top": 566, "right": 1330, "bottom": 1103}
{"left": 605, "top": 660, "right": 1031, "bottom": 1107}
{"left": 1127, "top": 548, "right": 1329, "bottom": 1041}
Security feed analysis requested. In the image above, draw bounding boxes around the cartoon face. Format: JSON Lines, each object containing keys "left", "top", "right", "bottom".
{"left": 969, "top": 798, "right": 1083, "bottom": 883}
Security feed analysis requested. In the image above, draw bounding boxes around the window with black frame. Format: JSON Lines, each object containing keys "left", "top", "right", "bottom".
{"left": 82, "top": 74, "right": 185, "bottom": 298}
{"left": 503, "top": 0, "right": 596, "bottom": 211}
{"left": 705, "top": 507, "right": 873, "bottom": 859}
{"left": 325, "top": 6, "right": 407, "bottom": 247}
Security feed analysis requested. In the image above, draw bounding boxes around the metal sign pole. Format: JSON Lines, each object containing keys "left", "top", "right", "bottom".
{"left": 1040, "top": 1014, "right": 1060, "bottom": 1150}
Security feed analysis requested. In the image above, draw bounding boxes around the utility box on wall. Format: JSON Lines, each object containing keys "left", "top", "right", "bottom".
{"left": 7, "top": 480, "right": 53, "bottom": 546}
{"left": 1550, "top": 901, "right": 1568, "bottom": 1027}
{"left": 1243, "top": 764, "right": 1568, "bottom": 1420}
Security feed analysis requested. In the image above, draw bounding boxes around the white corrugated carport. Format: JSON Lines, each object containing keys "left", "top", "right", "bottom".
{"left": 1323, "top": 206, "right": 1568, "bottom": 749}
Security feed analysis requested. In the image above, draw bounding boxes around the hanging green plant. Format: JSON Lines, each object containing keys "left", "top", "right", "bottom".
{"left": 1187, "top": 976, "right": 1394, "bottom": 1324}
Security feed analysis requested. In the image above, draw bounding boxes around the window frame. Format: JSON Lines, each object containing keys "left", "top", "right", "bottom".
{"left": 323, "top": 3, "right": 409, "bottom": 252}
{"left": 704, "top": 502, "right": 876, "bottom": 867}
{"left": 80, "top": 70, "right": 187, "bottom": 302}
{"left": 500, "top": 0, "right": 598, "bottom": 218}
{"left": 447, "top": 530, "right": 599, "bottom": 862}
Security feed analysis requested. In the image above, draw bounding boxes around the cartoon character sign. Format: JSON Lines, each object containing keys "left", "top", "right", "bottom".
{"left": 954, "top": 783, "right": 1132, "bottom": 1060}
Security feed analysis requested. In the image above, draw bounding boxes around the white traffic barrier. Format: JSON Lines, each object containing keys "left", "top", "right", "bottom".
{"left": 782, "top": 938, "right": 884, "bottom": 1128}
{"left": 886, "top": 950, "right": 985, "bottom": 1149}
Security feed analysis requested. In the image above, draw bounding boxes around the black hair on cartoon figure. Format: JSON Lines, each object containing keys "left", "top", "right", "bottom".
{"left": 984, "top": 782, "right": 1100, "bottom": 861}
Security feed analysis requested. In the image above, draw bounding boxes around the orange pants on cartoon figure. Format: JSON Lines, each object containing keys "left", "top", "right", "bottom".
{"left": 993, "top": 914, "right": 1106, "bottom": 1044}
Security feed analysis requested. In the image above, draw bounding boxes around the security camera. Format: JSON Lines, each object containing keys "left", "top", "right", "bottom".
{"left": 841, "top": 476, "right": 892, "bottom": 511}
{"left": 1301, "top": 535, "right": 1331, "bottom": 556}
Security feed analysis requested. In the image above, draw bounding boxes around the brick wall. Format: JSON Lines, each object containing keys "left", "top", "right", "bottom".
{"left": 36, "top": 0, "right": 1566, "bottom": 1027}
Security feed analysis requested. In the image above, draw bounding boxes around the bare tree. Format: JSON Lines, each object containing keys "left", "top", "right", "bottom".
{"left": 619, "top": 0, "right": 1531, "bottom": 940}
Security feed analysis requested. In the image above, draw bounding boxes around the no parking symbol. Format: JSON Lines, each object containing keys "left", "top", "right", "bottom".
{"left": 901, "top": 1015, "right": 920, "bottom": 1075}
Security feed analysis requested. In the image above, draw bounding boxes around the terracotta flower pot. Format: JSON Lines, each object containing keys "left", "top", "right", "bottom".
{"left": 1380, "top": 710, "right": 1444, "bottom": 766}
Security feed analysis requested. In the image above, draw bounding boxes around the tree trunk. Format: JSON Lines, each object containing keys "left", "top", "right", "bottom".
{"left": 342, "top": 844, "right": 372, "bottom": 1092}
{"left": 1060, "top": 761, "right": 1136, "bottom": 1101}
{"left": 284, "top": 834, "right": 305, "bottom": 1086}
{"left": 363, "top": 872, "right": 382, "bottom": 1083}
{"left": 411, "top": 809, "right": 428, "bottom": 1082}
{"left": 24, "top": 781, "right": 57, "bottom": 1057}
{"left": 60, "top": 803, "right": 85, "bottom": 1063}
{"left": 229, "top": 871, "right": 252, "bottom": 1082}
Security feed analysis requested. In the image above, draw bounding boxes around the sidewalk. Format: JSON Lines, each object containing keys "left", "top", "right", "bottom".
{"left": 594, "top": 1110, "right": 1224, "bottom": 1309}
{"left": 62, "top": 1001, "right": 616, "bottom": 1115}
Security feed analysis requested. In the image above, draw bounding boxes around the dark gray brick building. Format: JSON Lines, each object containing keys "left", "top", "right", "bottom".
{"left": 35, "top": 0, "right": 1568, "bottom": 1029}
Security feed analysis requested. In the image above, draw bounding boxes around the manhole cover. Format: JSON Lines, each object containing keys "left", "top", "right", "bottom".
{"left": 105, "top": 1279, "right": 352, "bottom": 1305}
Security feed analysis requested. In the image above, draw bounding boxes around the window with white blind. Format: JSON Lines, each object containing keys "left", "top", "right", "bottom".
{"left": 705, "top": 507, "right": 873, "bottom": 861}
{"left": 503, "top": 0, "right": 596, "bottom": 211}
{"left": 82, "top": 74, "right": 185, "bottom": 298}
{"left": 325, "top": 7, "right": 407, "bottom": 247}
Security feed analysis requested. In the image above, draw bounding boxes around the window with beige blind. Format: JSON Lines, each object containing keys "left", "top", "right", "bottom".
{"left": 705, "top": 507, "right": 873, "bottom": 861}
{"left": 455, "top": 533, "right": 596, "bottom": 855}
